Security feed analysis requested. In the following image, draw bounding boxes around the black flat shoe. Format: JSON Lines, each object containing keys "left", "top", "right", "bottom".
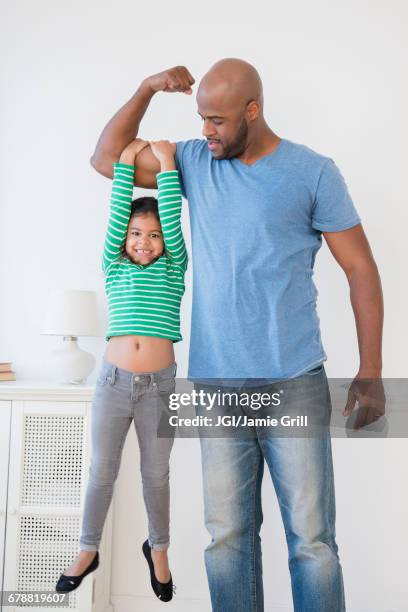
{"left": 142, "top": 540, "right": 175, "bottom": 602}
{"left": 55, "top": 552, "right": 99, "bottom": 592}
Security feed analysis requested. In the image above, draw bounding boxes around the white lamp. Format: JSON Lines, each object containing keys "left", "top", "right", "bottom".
{"left": 42, "top": 290, "right": 99, "bottom": 384}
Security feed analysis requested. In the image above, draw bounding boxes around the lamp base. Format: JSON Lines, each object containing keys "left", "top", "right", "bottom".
{"left": 47, "top": 336, "right": 95, "bottom": 384}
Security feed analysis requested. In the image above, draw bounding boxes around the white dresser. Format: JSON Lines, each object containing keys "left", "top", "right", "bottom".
{"left": 0, "top": 382, "right": 113, "bottom": 612}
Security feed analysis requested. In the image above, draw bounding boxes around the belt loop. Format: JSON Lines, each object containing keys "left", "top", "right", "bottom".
{"left": 109, "top": 364, "right": 117, "bottom": 385}
{"left": 173, "top": 363, "right": 177, "bottom": 377}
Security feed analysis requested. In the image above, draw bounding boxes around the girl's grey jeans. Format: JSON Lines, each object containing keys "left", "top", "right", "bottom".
{"left": 79, "top": 359, "right": 176, "bottom": 552}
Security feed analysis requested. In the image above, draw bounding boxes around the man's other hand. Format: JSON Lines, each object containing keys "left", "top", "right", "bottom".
{"left": 343, "top": 377, "right": 386, "bottom": 430}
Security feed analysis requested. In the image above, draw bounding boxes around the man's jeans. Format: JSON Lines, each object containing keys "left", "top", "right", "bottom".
{"left": 197, "top": 365, "right": 345, "bottom": 612}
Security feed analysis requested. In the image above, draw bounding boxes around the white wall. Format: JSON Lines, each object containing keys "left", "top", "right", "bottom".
{"left": 1, "top": 1, "right": 407, "bottom": 610}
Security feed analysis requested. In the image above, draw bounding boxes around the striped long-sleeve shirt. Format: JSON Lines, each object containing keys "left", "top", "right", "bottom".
{"left": 102, "top": 162, "right": 187, "bottom": 342}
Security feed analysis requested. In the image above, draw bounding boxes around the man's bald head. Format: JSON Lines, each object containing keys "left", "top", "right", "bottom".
{"left": 196, "top": 58, "right": 265, "bottom": 160}
{"left": 198, "top": 58, "right": 264, "bottom": 112}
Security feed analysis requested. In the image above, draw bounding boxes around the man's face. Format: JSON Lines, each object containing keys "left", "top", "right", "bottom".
{"left": 197, "top": 94, "right": 249, "bottom": 160}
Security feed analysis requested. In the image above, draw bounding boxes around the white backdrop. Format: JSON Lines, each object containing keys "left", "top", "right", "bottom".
{"left": 1, "top": 1, "right": 407, "bottom": 610}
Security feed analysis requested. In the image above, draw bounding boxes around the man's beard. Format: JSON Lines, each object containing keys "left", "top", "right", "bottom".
{"left": 219, "top": 118, "right": 249, "bottom": 160}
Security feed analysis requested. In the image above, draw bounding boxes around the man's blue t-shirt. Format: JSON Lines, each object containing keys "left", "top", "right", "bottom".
{"left": 175, "top": 138, "right": 361, "bottom": 381}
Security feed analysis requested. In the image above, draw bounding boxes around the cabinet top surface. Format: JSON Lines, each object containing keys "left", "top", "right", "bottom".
{"left": 0, "top": 380, "right": 95, "bottom": 401}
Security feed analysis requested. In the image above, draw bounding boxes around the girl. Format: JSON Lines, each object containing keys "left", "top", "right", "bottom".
{"left": 56, "top": 138, "right": 187, "bottom": 603}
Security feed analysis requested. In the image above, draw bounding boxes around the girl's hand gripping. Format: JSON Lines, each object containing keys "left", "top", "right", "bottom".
{"left": 149, "top": 140, "right": 177, "bottom": 172}
{"left": 119, "top": 138, "right": 150, "bottom": 165}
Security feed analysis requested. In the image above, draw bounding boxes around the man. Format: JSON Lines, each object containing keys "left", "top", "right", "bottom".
{"left": 91, "top": 59, "right": 384, "bottom": 611}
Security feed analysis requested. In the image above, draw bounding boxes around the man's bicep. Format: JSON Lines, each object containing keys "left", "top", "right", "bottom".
{"left": 134, "top": 145, "right": 160, "bottom": 188}
{"left": 323, "top": 224, "right": 374, "bottom": 275}
{"left": 134, "top": 167, "right": 157, "bottom": 188}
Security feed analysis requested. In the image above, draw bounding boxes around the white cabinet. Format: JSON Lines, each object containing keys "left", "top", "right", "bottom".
{"left": 0, "top": 383, "right": 113, "bottom": 612}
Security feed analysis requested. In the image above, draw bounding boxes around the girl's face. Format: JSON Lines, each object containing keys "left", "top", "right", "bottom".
{"left": 125, "top": 212, "right": 164, "bottom": 265}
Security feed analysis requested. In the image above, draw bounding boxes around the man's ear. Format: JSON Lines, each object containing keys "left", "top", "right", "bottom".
{"left": 247, "top": 100, "right": 260, "bottom": 122}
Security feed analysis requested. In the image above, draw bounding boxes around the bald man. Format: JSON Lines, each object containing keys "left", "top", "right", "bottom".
{"left": 91, "top": 60, "right": 383, "bottom": 612}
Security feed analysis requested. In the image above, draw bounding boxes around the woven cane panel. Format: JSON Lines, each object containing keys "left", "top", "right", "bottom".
{"left": 22, "top": 415, "right": 84, "bottom": 507}
{"left": 17, "top": 515, "right": 80, "bottom": 607}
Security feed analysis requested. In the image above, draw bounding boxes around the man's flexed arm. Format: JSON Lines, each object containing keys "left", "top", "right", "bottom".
{"left": 90, "top": 66, "right": 195, "bottom": 187}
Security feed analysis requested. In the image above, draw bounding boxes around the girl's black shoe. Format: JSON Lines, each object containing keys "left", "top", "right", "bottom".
{"left": 142, "top": 540, "right": 175, "bottom": 603}
{"left": 55, "top": 551, "right": 99, "bottom": 592}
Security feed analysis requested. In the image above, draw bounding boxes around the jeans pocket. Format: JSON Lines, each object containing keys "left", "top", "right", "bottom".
{"left": 156, "top": 378, "right": 176, "bottom": 394}
{"left": 305, "top": 364, "right": 324, "bottom": 376}
{"left": 96, "top": 375, "right": 107, "bottom": 387}
{"left": 96, "top": 371, "right": 113, "bottom": 387}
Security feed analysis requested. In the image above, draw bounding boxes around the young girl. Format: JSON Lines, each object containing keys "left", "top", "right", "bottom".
{"left": 56, "top": 138, "right": 187, "bottom": 603}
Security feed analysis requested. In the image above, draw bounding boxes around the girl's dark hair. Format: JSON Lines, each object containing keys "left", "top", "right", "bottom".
{"left": 120, "top": 196, "right": 165, "bottom": 260}
{"left": 130, "top": 196, "right": 160, "bottom": 222}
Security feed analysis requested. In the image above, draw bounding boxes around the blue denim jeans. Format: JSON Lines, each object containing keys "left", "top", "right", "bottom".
{"left": 197, "top": 365, "right": 345, "bottom": 612}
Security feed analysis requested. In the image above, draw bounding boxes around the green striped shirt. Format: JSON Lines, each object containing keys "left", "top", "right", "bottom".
{"left": 103, "top": 162, "right": 187, "bottom": 342}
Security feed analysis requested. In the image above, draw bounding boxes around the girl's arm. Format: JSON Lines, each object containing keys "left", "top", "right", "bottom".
{"left": 149, "top": 140, "right": 188, "bottom": 270}
{"left": 102, "top": 139, "right": 149, "bottom": 272}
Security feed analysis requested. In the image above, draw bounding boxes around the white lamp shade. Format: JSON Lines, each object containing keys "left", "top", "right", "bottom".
{"left": 42, "top": 290, "right": 99, "bottom": 336}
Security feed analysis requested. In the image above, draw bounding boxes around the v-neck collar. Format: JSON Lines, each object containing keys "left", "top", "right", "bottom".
{"left": 232, "top": 138, "right": 286, "bottom": 169}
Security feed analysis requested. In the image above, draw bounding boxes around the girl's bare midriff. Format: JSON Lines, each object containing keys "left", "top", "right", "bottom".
{"left": 104, "top": 335, "right": 175, "bottom": 372}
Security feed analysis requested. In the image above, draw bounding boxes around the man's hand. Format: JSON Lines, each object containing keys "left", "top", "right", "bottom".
{"left": 143, "top": 66, "right": 195, "bottom": 95}
{"left": 119, "top": 138, "right": 150, "bottom": 165}
{"left": 343, "top": 376, "right": 386, "bottom": 430}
